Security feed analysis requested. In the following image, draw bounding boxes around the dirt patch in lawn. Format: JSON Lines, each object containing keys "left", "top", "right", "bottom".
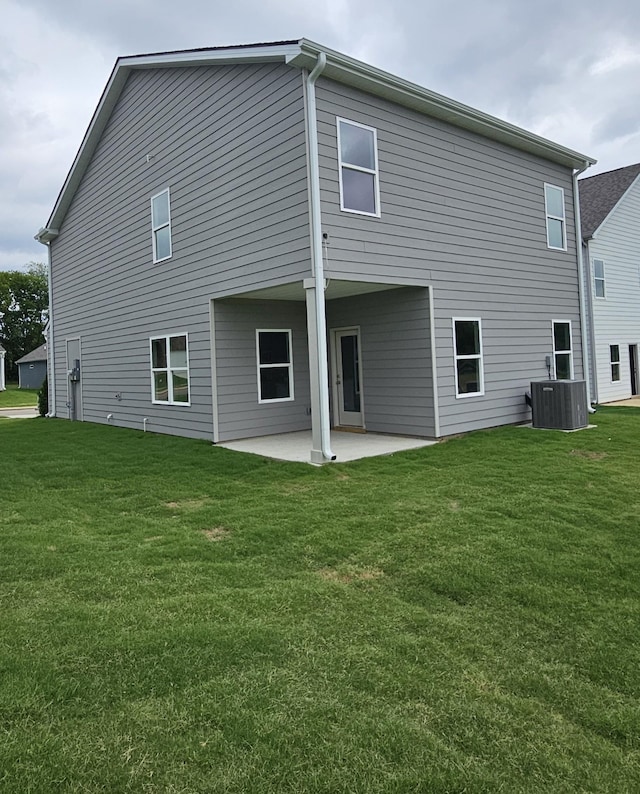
{"left": 318, "top": 566, "right": 384, "bottom": 584}
{"left": 165, "top": 499, "right": 209, "bottom": 510}
{"left": 570, "top": 449, "right": 608, "bottom": 461}
{"left": 202, "top": 526, "right": 231, "bottom": 542}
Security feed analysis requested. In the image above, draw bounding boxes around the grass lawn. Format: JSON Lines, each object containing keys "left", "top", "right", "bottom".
{"left": 1, "top": 411, "right": 639, "bottom": 792}
{"left": 0, "top": 383, "right": 39, "bottom": 408}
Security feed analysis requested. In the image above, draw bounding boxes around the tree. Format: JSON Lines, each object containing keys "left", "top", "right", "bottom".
{"left": 0, "top": 262, "right": 49, "bottom": 382}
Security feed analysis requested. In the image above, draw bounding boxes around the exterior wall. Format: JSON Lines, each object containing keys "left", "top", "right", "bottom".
{"left": 316, "top": 77, "right": 584, "bottom": 436}
{"left": 326, "top": 287, "right": 434, "bottom": 436}
{"left": 18, "top": 361, "right": 47, "bottom": 390}
{"left": 213, "top": 299, "right": 311, "bottom": 442}
{"left": 586, "top": 178, "right": 640, "bottom": 402}
{"left": 49, "top": 63, "right": 309, "bottom": 439}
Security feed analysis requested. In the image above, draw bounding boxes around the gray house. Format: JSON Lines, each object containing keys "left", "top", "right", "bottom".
{"left": 36, "top": 40, "right": 595, "bottom": 462}
{"left": 16, "top": 343, "right": 48, "bottom": 389}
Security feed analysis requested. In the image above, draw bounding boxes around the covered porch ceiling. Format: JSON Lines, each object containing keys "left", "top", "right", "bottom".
{"left": 232, "top": 279, "right": 409, "bottom": 302}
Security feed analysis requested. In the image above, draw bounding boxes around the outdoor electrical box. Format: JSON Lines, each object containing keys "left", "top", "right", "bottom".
{"left": 530, "top": 380, "right": 588, "bottom": 430}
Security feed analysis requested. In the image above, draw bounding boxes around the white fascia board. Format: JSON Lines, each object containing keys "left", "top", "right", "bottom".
{"left": 289, "top": 40, "right": 596, "bottom": 171}
{"left": 590, "top": 170, "right": 640, "bottom": 240}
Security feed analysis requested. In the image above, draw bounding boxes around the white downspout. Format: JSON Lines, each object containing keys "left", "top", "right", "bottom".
{"left": 573, "top": 165, "right": 596, "bottom": 413}
{"left": 306, "top": 52, "right": 335, "bottom": 461}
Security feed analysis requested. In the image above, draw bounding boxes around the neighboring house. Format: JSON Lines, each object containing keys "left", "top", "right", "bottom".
{"left": 16, "top": 343, "right": 48, "bottom": 389}
{"left": 0, "top": 342, "right": 5, "bottom": 391}
{"left": 36, "top": 40, "right": 595, "bottom": 462}
{"left": 579, "top": 163, "right": 640, "bottom": 404}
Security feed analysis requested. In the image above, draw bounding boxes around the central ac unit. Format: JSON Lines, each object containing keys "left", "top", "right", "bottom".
{"left": 530, "top": 380, "right": 588, "bottom": 430}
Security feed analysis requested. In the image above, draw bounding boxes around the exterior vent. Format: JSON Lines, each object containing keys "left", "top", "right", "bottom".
{"left": 530, "top": 380, "right": 588, "bottom": 430}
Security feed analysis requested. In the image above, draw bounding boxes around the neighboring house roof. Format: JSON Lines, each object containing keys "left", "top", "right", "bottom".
{"left": 579, "top": 162, "right": 640, "bottom": 240}
{"left": 36, "top": 39, "right": 596, "bottom": 243}
{"left": 16, "top": 343, "right": 47, "bottom": 364}
{"left": 0, "top": 343, "right": 5, "bottom": 353}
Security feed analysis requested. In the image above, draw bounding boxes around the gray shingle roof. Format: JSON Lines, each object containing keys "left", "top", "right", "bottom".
{"left": 16, "top": 343, "right": 47, "bottom": 364}
{"left": 579, "top": 162, "right": 640, "bottom": 240}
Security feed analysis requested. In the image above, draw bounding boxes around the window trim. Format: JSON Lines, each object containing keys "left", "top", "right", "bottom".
{"left": 151, "top": 188, "right": 172, "bottom": 263}
{"left": 149, "top": 332, "right": 191, "bottom": 406}
{"left": 610, "top": 344, "right": 621, "bottom": 382}
{"left": 593, "top": 258, "right": 606, "bottom": 299}
{"left": 552, "top": 320, "right": 574, "bottom": 380}
{"left": 256, "top": 329, "right": 294, "bottom": 404}
{"left": 452, "top": 317, "right": 485, "bottom": 399}
{"left": 336, "top": 117, "right": 381, "bottom": 218}
{"left": 544, "top": 183, "right": 567, "bottom": 251}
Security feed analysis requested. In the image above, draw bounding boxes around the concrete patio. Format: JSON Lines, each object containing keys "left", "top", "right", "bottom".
{"left": 218, "top": 430, "right": 437, "bottom": 464}
{"left": 602, "top": 397, "right": 640, "bottom": 408}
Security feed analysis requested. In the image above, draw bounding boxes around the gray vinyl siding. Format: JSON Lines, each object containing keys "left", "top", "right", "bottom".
{"left": 213, "top": 299, "right": 311, "bottom": 441}
{"left": 18, "top": 361, "right": 47, "bottom": 390}
{"left": 316, "top": 77, "right": 583, "bottom": 435}
{"left": 49, "top": 63, "right": 309, "bottom": 440}
{"left": 326, "top": 287, "right": 434, "bottom": 436}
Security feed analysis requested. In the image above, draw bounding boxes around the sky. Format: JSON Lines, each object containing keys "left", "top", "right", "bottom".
{"left": 1, "top": 0, "right": 640, "bottom": 271}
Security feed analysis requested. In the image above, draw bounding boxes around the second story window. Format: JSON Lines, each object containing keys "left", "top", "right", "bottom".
{"left": 593, "top": 259, "right": 606, "bottom": 298}
{"left": 151, "top": 189, "right": 172, "bottom": 263}
{"left": 544, "top": 184, "right": 566, "bottom": 251}
{"left": 337, "top": 118, "right": 380, "bottom": 217}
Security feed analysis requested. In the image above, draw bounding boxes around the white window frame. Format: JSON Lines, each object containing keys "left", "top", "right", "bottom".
{"left": 150, "top": 332, "right": 190, "bottom": 406}
{"left": 610, "top": 344, "right": 621, "bottom": 382}
{"left": 593, "top": 258, "right": 606, "bottom": 299}
{"left": 452, "top": 318, "right": 485, "bottom": 398}
{"left": 256, "top": 329, "right": 294, "bottom": 404}
{"left": 337, "top": 117, "right": 381, "bottom": 218}
{"left": 544, "top": 183, "right": 567, "bottom": 251}
{"left": 552, "top": 320, "right": 574, "bottom": 380}
{"left": 151, "top": 188, "right": 172, "bottom": 263}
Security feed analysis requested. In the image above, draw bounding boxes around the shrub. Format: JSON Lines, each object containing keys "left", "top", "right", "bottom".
{"left": 38, "top": 376, "right": 48, "bottom": 417}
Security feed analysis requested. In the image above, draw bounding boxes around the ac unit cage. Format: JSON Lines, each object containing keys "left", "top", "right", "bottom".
{"left": 530, "top": 380, "right": 588, "bottom": 430}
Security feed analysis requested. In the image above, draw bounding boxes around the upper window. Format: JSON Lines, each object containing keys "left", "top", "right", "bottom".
{"left": 453, "top": 319, "right": 484, "bottom": 397}
{"left": 552, "top": 321, "right": 573, "bottom": 380}
{"left": 337, "top": 118, "right": 380, "bottom": 217}
{"left": 610, "top": 345, "right": 620, "bottom": 381}
{"left": 593, "top": 259, "right": 606, "bottom": 298}
{"left": 150, "top": 333, "right": 190, "bottom": 405}
{"left": 544, "top": 184, "right": 567, "bottom": 251}
{"left": 257, "top": 330, "right": 294, "bottom": 403}
{"left": 151, "top": 189, "right": 172, "bottom": 262}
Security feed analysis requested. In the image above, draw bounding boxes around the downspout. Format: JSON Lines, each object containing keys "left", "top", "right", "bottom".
{"left": 573, "top": 165, "right": 596, "bottom": 413}
{"left": 35, "top": 229, "right": 58, "bottom": 417}
{"left": 306, "top": 52, "right": 335, "bottom": 460}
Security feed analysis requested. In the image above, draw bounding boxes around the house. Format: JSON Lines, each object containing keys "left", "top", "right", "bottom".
{"left": 0, "top": 342, "right": 5, "bottom": 391}
{"left": 579, "top": 163, "right": 640, "bottom": 404}
{"left": 16, "top": 343, "right": 48, "bottom": 390}
{"left": 36, "top": 40, "right": 595, "bottom": 463}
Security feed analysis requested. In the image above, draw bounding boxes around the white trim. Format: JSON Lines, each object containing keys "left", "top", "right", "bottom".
{"left": 544, "top": 183, "right": 567, "bottom": 251}
{"left": 150, "top": 332, "right": 191, "bottom": 406}
{"left": 592, "top": 258, "right": 606, "bottom": 299}
{"left": 551, "top": 320, "right": 574, "bottom": 379}
{"left": 428, "top": 287, "right": 440, "bottom": 437}
{"left": 336, "top": 117, "right": 381, "bottom": 217}
{"left": 256, "top": 329, "right": 294, "bottom": 404}
{"left": 151, "top": 188, "right": 172, "bottom": 263}
{"left": 46, "top": 245, "right": 56, "bottom": 415}
{"left": 452, "top": 317, "right": 484, "bottom": 398}
{"left": 209, "top": 300, "right": 219, "bottom": 443}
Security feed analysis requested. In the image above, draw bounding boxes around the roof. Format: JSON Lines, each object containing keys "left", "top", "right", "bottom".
{"left": 36, "top": 38, "right": 596, "bottom": 242}
{"left": 16, "top": 343, "right": 47, "bottom": 364}
{"left": 579, "top": 162, "right": 640, "bottom": 240}
{"left": 0, "top": 342, "right": 5, "bottom": 353}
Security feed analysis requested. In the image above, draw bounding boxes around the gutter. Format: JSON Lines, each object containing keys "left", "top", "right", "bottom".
{"left": 305, "top": 52, "right": 335, "bottom": 461}
{"left": 35, "top": 228, "right": 58, "bottom": 416}
{"left": 572, "top": 166, "right": 596, "bottom": 413}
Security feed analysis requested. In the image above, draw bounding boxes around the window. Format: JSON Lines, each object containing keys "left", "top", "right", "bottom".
{"left": 552, "top": 321, "right": 573, "bottom": 380}
{"left": 337, "top": 118, "right": 380, "bottom": 216}
{"left": 151, "top": 189, "right": 172, "bottom": 262}
{"left": 150, "top": 334, "right": 190, "bottom": 404}
{"left": 593, "top": 259, "right": 606, "bottom": 298}
{"left": 257, "top": 330, "right": 294, "bottom": 403}
{"left": 544, "top": 184, "right": 566, "bottom": 251}
{"left": 453, "top": 319, "right": 484, "bottom": 397}
{"left": 610, "top": 345, "right": 620, "bottom": 381}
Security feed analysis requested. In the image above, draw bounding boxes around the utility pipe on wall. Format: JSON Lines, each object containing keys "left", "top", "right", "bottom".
{"left": 306, "top": 52, "right": 335, "bottom": 461}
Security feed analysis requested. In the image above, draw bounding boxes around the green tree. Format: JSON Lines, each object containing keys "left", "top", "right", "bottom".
{"left": 0, "top": 262, "right": 49, "bottom": 381}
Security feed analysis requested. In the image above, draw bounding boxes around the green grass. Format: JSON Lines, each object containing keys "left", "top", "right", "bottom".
{"left": 0, "top": 383, "right": 38, "bottom": 408}
{"left": 1, "top": 411, "right": 639, "bottom": 792}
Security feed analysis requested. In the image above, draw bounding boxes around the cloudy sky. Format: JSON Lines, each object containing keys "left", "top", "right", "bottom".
{"left": 2, "top": 0, "right": 640, "bottom": 271}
